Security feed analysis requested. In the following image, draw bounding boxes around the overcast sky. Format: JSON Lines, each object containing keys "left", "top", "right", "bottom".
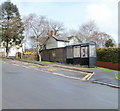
{"left": 1, "top": 0, "right": 119, "bottom": 43}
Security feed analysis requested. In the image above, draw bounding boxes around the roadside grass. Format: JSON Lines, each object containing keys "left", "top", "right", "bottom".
{"left": 94, "top": 67, "right": 119, "bottom": 72}
{"left": 39, "top": 61, "right": 65, "bottom": 65}
{"left": 115, "top": 73, "right": 120, "bottom": 80}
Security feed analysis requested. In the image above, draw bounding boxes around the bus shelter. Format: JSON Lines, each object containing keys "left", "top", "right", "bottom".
{"left": 66, "top": 41, "right": 96, "bottom": 68}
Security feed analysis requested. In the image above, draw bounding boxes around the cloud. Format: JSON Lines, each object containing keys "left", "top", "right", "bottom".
{"left": 85, "top": 2, "right": 118, "bottom": 42}
{"left": 86, "top": 4, "right": 111, "bottom": 21}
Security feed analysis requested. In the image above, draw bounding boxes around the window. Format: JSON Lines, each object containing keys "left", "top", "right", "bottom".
{"left": 89, "top": 45, "right": 96, "bottom": 57}
{"left": 81, "top": 46, "right": 88, "bottom": 58}
{"left": 74, "top": 46, "right": 80, "bottom": 57}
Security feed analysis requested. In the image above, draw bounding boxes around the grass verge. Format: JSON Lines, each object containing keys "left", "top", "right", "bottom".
{"left": 94, "top": 67, "right": 119, "bottom": 72}
{"left": 115, "top": 73, "right": 120, "bottom": 80}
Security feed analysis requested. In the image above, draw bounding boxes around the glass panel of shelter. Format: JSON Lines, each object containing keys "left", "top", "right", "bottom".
{"left": 73, "top": 46, "right": 80, "bottom": 58}
{"left": 80, "top": 45, "right": 88, "bottom": 58}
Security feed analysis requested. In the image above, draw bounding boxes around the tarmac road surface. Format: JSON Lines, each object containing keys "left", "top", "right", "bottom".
{"left": 2, "top": 59, "right": 118, "bottom": 109}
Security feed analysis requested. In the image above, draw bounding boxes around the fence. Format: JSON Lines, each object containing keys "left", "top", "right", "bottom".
{"left": 41, "top": 47, "right": 66, "bottom": 63}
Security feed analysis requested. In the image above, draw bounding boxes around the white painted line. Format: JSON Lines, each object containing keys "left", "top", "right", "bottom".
{"left": 87, "top": 72, "right": 94, "bottom": 80}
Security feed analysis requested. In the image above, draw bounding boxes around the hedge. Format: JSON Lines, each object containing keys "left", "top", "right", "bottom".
{"left": 97, "top": 47, "right": 120, "bottom": 63}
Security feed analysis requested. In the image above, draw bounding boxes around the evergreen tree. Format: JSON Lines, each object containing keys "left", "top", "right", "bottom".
{"left": 105, "top": 39, "right": 115, "bottom": 47}
{"left": 1, "top": 1, "right": 24, "bottom": 56}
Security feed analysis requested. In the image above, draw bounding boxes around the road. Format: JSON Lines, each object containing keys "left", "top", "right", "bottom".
{"left": 2, "top": 59, "right": 118, "bottom": 109}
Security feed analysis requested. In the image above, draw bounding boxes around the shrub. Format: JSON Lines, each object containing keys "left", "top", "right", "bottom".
{"left": 105, "top": 39, "right": 115, "bottom": 47}
{"left": 24, "top": 51, "right": 32, "bottom": 55}
{"left": 97, "top": 47, "right": 120, "bottom": 63}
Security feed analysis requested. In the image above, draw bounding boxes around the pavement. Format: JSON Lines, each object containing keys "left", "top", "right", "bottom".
{"left": 3, "top": 58, "right": 120, "bottom": 88}
{"left": 54, "top": 63, "right": 120, "bottom": 87}
{"left": 2, "top": 59, "right": 119, "bottom": 109}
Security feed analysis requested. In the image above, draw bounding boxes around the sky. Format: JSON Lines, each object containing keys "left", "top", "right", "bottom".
{"left": 1, "top": 0, "right": 119, "bottom": 44}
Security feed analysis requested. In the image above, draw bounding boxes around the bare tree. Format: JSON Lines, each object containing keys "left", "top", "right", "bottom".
{"left": 91, "top": 32, "right": 113, "bottom": 47}
{"left": 23, "top": 14, "right": 50, "bottom": 61}
{"left": 66, "top": 29, "right": 78, "bottom": 37}
{"left": 23, "top": 14, "right": 65, "bottom": 61}
{"left": 49, "top": 20, "right": 64, "bottom": 36}
{"left": 78, "top": 20, "right": 113, "bottom": 47}
{"left": 78, "top": 21, "right": 98, "bottom": 42}
{"left": 66, "top": 21, "right": 99, "bottom": 43}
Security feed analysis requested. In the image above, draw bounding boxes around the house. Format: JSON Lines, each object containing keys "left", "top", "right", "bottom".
{"left": 68, "top": 36, "right": 81, "bottom": 45}
{"left": 0, "top": 41, "right": 25, "bottom": 57}
{"left": 39, "top": 31, "right": 69, "bottom": 49}
{"left": 39, "top": 31, "right": 81, "bottom": 50}
{"left": 43, "top": 36, "right": 69, "bottom": 49}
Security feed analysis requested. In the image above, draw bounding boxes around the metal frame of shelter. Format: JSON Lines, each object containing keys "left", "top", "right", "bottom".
{"left": 66, "top": 41, "right": 96, "bottom": 68}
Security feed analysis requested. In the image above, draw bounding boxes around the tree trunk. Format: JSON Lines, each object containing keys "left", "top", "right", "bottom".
{"left": 6, "top": 48, "right": 8, "bottom": 57}
{"left": 38, "top": 53, "right": 41, "bottom": 61}
{"left": 37, "top": 48, "right": 41, "bottom": 61}
{"left": 6, "top": 40, "right": 9, "bottom": 57}
{"left": 21, "top": 44, "right": 24, "bottom": 59}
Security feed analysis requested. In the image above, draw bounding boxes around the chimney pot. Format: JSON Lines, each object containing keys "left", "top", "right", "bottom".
{"left": 50, "top": 30, "right": 56, "bottom": 36}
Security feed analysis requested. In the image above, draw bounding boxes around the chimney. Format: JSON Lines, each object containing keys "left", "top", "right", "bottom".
{"left": 50, "top": 30, "right": 56, "bottom": 36}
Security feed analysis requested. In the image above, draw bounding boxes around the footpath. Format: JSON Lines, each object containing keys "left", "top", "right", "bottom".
{"left": 52, "top": 64, "right": 119, "bottom": 88}
{"left": 4, "top": 58, "right": 120, "bottom": 88}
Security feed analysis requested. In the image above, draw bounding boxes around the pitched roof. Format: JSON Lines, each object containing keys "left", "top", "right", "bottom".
{"left": 52, "top": 36, "right": 69, "bottom": 42}
{"left": 67, "top": 36, "right": 74, "bottom": 40}
{"left": 38, "top": 35, "right": 69, "bottom": 44}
